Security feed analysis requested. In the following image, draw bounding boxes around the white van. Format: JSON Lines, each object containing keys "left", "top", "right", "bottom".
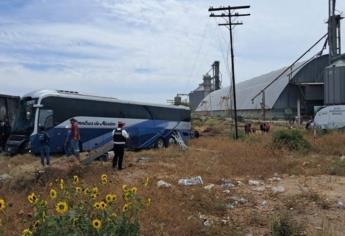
{"left": 314, "top": 105, "right": 345, "bottom": 130}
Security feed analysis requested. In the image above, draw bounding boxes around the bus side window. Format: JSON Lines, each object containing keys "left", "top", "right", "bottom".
{"left": 39, "top": 109, "right": 54, "bottom": 129}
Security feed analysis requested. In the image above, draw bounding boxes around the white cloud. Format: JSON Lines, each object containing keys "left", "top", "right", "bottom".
{"left": 0, "top": 0, "right": 344, "bottom": 102}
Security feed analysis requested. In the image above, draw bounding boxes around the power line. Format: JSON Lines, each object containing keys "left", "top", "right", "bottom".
{"left": 209, "top": 5, "right": 250, "bottom": 140}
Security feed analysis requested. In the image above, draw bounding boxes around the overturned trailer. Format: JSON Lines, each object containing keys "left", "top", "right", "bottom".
{"left": 0, "top": 94, "right": 19, "bottom": 124}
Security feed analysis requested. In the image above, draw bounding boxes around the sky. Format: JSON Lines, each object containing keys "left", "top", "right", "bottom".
{"left": 0, "top": 0, "right": 344, "bottom": 103}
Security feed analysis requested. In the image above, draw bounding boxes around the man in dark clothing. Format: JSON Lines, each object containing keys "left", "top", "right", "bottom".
{"left": 38, "top": 126, "right": 50, "bottom": 167}
{"left": 0, "top": 119, "right": 10, "bottom": 152}
{"left": 112, "top": 121, "right": 129, "bottom": 170}
{"left": 0, "top": 121, "right": 4, "bottom": 152}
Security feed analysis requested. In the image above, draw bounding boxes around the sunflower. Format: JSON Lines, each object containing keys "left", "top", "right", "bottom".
{"left": 122, "top": 184, "right": 129, "bottom": 192}
{"left": 83, "top": 187, "right": 90, "bottom": 195}
{"left": 33, "top": 220, "right": 40, "bottom": 229}
{"left": 92, "top": 187, "right": 99, "bottom": 195}
{"left": 73, "top": 175, "right": 79, "bottom": 185}
{"left": 112, "top": 194, "right": 117, "bottom": 202}
{"left": 123, "top": 191, "right": 131, "bottom": 201}
{"left": 91, "top": 193, "right": 97, "bottom": 200}
{"left": 111, "top": 213, "right": 117, "bottom": 218}
{"left": 22, "top": 229, "right": 33, "bottom": 236}
{"left": 75, "top": 187, "right": 82, "bottom": 193}
{"left": 101, "top": 178, "right": 108, "bottom": 185}
{"left": 105, "top": 194, "right": 113, "bottom": 203}
{"left": 27, "top": 193, "right": 38, "bottom": 204}
{"left": 100, "top": 201, "right": 107, "bottom": 209}
{"left": 49, "top": 189, "right": 57, "bottom": 199}
{"left": 92, "top": 219, "right": 102, "bottom": 230}
{"left": 55, "top": 201, "right": 69, "bottom": 214}
{"left": 101, "top": 174, "right": 107, "bottom": 181}
{"left": 122, "top": 203, "right": 129, "bottom": 212}
{"left": 0, "top": 198, "right": 5, "bottom": 210}
{"left": 93, "top": 202, "right": 101, "bottom": 210}
{"left": 131, "top": 187, "right": 137, "bottom": 194}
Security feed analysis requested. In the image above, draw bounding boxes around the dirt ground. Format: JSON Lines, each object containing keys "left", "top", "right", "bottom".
{"left": 1, "top": 123, "right": 345, "bottom": 235}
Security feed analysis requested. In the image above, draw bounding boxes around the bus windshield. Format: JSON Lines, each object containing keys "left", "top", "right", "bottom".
{"left": 11, "top": 99, "right": 36, "bottom": 134}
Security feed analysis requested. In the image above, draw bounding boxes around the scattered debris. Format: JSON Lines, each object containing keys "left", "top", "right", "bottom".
{"left": 221, "top": 216, "right": 230, "bottom": 225}
{"left": 261, "top": 200, "right": 268, "bottom": 208}
{"left": 268, "top": 177, "right": 282, "bottom": 182}
{"left": 248, "top": 180, "right": 263, "bottom": 186}
{"left": 302, "top": 161, "right": 309, "bottom": 167}
{"left": 157, "top": 180, "right": 172, "bottom": 188}
{"left": 230, "top": 196, "right": 248, "bottom": 204}
{"left": 252, "top": 186, "right": 266, "bottom": 192}
{"left": 171, "top": 131, "right": 188, "bottom": 150}
{"left": 136, "top": 157, "right": 152, "bottom": 162}
{"left": 178, "top": 176, "right": 203, "bottom": 186}
{"left": 107, "top": 151, "right": 114, "bottom": 160}
{"left": 199, "top": 214, "right": 231, "bottom": 227}
{"left": 204, "top": 184, "right": 215, "bottom": 190}
{"left": 223, "top": 189, "right": 231, "bottom": 194}
{"left": 0, "top": 173, "right": 12, "bottom": 181}
{"left": 199, "top": 213, "right": 213, "bottom": 227}
{"left": 340, "top": 155, "right": 345, "bottom": 161}
{"left": 336, "top": 200, "right": 344, "bottom": 209}
{"left": 226, "top": 203, "right": 236, "bottom": 209}
{"left": 221, "top": 179, "right": 236, "bottom": 188}
{"left": 271, "top": 185, "right": 286, "bottom": 194}
{"left": 237, "top": 180, "right": 245, "bottom": 186}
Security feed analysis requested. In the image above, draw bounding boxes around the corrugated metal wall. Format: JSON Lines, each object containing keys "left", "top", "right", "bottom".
{"left": 324, "top": 62, "right": 345, "bottom": 104}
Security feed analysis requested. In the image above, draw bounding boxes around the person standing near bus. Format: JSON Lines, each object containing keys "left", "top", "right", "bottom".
{"left": 0, "top": 118, "right": 10, "bottom": 152}
{"left": 38, "top": 126, "right": 50, "bottom": 166}
{"left": 0, "top": 121, "right": 5, "bottom": 152}
{"left": 70, "top": 118, "right": 80, "bottom": 161}
{"left": 112, "top": 121, "right": 129, "bottom": 170}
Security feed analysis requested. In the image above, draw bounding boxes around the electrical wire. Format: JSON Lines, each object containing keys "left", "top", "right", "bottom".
{"left": 186, "top": 19, "right": 211, "bottom": 90}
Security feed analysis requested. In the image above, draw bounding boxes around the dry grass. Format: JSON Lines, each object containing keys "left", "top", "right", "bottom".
{"left": 312, "top": 131, "right": 345, "bottom": 156}
{"left": 1, "top": 127, "right": 345, "bottom": 235}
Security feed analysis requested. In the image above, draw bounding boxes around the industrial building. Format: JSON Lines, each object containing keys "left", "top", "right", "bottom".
{"left": 188, "top": 61, "right": 221, "bottom": 111}
{"left": 196, "top": 55, "right": 330, "bottom": 119}
{"left": 195, "top": 0, "right": 344, "bottom": 120}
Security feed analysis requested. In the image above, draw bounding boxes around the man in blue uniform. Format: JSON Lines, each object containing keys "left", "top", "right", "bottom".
{"left": 37, "top": 126, "right": 50, "bottom": 166}
{"left": 112, "top": 121, "right": 129, "bottom": 170}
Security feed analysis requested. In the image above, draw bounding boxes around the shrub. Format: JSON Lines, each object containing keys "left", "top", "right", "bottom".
{"left": 272, "top": 129, "right": 311, "bottom": 152}
{"left": 328, "top": 159, "right": 345, "bottom": 176}
{"left": 205, "top": 118, "right": 218, "bottom": 127}
{"left": 271, "top": 212, "right": 305, "bottom": 236}
{"left": 15, "top": 175, "right": 151, "bottom": 236}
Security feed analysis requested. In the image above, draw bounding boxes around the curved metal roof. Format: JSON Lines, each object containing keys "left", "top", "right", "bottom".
{"left": 196, "top": 65, "right": 301, "bottom": 112}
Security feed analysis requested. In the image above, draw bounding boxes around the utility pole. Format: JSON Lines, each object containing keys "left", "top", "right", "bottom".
{"left": 209, "top": 5, "right": 250, "bottom": 139}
